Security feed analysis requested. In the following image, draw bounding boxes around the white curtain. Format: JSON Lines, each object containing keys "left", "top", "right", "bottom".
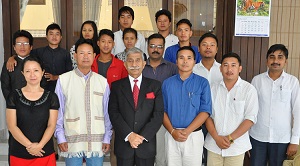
{"left": 19, "top": 0, "right": 29, "bottom": 22}
{"left": 0, "top": 0, "right": 7, "bottom": 140}
{"left": 83, "top": 0, "right": 102, "bottom": 24}
{"left": 147, "top": 0, "right": 161, "bottom": 33}
{"left": 52, "top": 0, "right": 61, "bottom": 25}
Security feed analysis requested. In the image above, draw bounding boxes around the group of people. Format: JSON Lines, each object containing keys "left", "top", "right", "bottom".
{"left": 1, "top": 5, "right": 299, "bottom": 166}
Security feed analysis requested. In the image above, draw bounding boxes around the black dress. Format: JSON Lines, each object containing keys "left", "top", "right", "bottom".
{"left": 6, "top": 89, "right": 59, "bottom": 159}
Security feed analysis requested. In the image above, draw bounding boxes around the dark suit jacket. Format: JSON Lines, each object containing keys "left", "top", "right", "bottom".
{"left": 109, "top": 76, "right": 164, "bottom": 159}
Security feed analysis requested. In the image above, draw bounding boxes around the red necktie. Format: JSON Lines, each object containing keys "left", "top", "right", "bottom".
{"left": 133, "top": 79, "right": 139, "bottom": 109}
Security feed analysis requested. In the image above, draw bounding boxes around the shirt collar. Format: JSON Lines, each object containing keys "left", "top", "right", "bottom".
{"left": 265, "top": 70, "right": 287, "bottom": 79}
{"left": 128, "top": 74, "right": 143, "bottom": 83}
{"left": 75, "top": 68, "right": 92, "bottom": 80}
{"left": 176, "top": 73, "right": 194, "bottom": 81}
{"left": 198, "top": 59, "right": 218, "bottom": 68}
{"left": 145, "top": 58, "right": 167, "bottom": 66}
{"left": 17, "top": 55, "right": 29, "bottom": 60}
{"left": 220, "top": 76, "right": 242, "bottom": 89}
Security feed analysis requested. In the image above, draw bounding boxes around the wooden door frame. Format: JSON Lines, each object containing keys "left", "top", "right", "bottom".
{"left": 2, "top": 0, "right": 67, "bottom": 60}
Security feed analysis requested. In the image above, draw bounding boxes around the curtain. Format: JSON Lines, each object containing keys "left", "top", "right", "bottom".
{"left": 19, "top": 0, "right": 29, "bottom": 22}
{"left": 52, "top": 0, "right": 61, "bottom": 25}
{"left": 147, "top": 0, "right": 161, "bottom": 33}
{"left": 83, "top": 0, "right": 102, "bottom": 23}
{"left": 0, "top": 0, "right": 7, "bottom": 140}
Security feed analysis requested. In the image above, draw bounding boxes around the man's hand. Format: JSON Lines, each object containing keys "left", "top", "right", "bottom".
{"left": 6, "top": 56, "right": 17, "bottom": 72}
{"left": 172, "top": 129, "right": 188, "bottom": 142}
{"left": 102, "top": 143, "right": 110, "bottom": 154}
{"left": 128, "top": 133, "right": 144, "bottom": 148}
{"left": 286, "top": 144, "right": 298, "bottom": 157}
{"left": 214, "top": 135, "right": 231, "bottom": 149}
{"left": 44, "top": 73, "right": 58, "bottom": 81}
{"left": 58, "top": 142, "right": 68, "bottom": 152}
{"left": 26, "top": 142, "right": 45, "bottom": 157}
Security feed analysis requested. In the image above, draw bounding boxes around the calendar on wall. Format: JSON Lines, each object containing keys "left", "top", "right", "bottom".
{"left": 234, "top": 0, "right": 271, "bottom": 37}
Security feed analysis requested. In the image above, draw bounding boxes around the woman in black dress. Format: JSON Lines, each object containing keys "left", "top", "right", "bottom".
{"left": 6, "top": 56, "right": 59, "bottom": 166}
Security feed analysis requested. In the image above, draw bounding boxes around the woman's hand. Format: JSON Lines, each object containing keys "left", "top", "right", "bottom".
{"left": 26, "top": 142, "right": 45, "bottom": 157}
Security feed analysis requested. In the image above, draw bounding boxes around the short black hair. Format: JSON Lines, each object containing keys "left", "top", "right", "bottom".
{"left": 198, "top": 32, "right": 218, "bottom": 46}
{"left": 147, "top": 33, "right": 165, "bottom": 45}
{"left": 123, "top": 28, "right": 137, "bottom": 40}
{"left": 75, "top": 38, "right": 95, "bottom": 53}
{"left": 118, "top": 6, "right": 134, "bottom": 20}
{"left": 13, "top": 30, "right": 33, "bottom": 46}
{"left": 176, "top": 19, "right": 192, "bottom": 29}
{"left": 46, "top": 23, "right": 62, "bottom": 35}
{"left": 155, "top": 9, "right": 172, "bottom": 22}
{"left": 266, "top": 44, "right": 288, "bottom": 59}
{"left": 98, "top": 29, "right": 114, "bottom": 40}
{"left": 22, "top": 56, "right": 44, "bottom": 72}
{"left": 176, "top": 46, "right": 195, "bottom": 60}
{"left": 221, "top": 52, "right": 241, "bottom": 65}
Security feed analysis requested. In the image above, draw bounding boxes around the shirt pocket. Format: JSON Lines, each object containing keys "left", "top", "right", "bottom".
{"left": 280, "top": 89, "right": 291, "bottom": 103}
{"left": 65, "top": 117, "right": 80, "bottom": 136}
{"left": 190, "top": 93, "right": 201, "bottom": 109}
{"left": 232, "top": 101, "right": 245, "bottom": 115}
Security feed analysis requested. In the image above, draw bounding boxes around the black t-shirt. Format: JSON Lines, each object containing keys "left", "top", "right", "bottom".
{"left": 6, "top": 89, "right": 59, "bottom": 159}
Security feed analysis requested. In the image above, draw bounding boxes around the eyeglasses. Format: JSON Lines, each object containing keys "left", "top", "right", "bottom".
{"left": 149, "top": 44, "right": 164, "bottom": 49}
{"left": 15, "top": 42, "right": 30, "bottom": 47}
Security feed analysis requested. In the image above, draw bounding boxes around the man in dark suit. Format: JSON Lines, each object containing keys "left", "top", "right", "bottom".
{"left": 109, "top": 47, "right": 164, "bottom": 166}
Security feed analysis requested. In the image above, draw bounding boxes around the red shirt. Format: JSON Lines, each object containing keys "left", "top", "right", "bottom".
{"left": 91, "top": 54, "right": 128, "bottom": 88}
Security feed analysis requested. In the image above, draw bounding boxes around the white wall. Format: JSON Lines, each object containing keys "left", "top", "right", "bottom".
{"left": 0, "top": 0, "right": 7, "bottom": 140}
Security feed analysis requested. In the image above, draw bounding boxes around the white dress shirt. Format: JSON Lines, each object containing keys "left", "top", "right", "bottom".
{"left": 193, "top": 60, "right": 222, "bottom": 85}
{"left": 250, "top": 71, "right": 300, "bottom": 144}
{"left": 204, "top": 77, "right": 259, "bottom": 156}
{"left": 164, "top": 34, "right": 178, "bottom": 55}
{"left": 112, "top": 30, "right": 146, "bottom": 55}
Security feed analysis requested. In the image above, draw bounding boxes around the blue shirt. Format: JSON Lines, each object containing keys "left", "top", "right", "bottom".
{"left": 164, "top": 44, "right": 201, "bottom": 64}
{"left": 162, "top": 73, "right": 212, "bottom": 128}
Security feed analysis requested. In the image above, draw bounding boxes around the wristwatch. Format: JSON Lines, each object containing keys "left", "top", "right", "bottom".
{"left": 228, "top": 135, "right": 234, "bottom": 144}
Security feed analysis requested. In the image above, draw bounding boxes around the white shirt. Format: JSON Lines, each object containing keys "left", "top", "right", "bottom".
{"left": 193, "top": 60, "right": 222, "bottom": 85}
{"left": 128, "top": 74, "right": 142, "bottom": 91}
{"left": 164, "top": 34, "right": 178, "bottom": 56}
{"left": 112, "top": 30, "right": 146, "bottom": 55}
{"left": 204, "top": 77, "right": 259, "bottom": 156}
{"left": 250, "top": 71, "right": 300, "bottom": 144}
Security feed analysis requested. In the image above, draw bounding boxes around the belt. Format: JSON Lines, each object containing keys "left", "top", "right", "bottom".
{"left": 193, "top": 126, "right": 202, "bottom": 132}
{"left": 175, "top": 126, "right": 202, "bottom": 132}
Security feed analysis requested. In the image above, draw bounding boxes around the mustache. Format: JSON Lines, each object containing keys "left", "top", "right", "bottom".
{"left": 152, "top": 51, "right": 160, "bottom": 55}
{"left": 127, "top": 66, "right": 141, "bottom": 70}
{"left": 271, "top": 63, "right": 280, "bottom": 66}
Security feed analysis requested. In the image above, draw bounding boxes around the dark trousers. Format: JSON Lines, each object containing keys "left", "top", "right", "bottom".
{"left": 250, "top": 137, "right": 288, "bottom": 166}
{"left": 117, "top": 156, "right": 155, "bottom": 166}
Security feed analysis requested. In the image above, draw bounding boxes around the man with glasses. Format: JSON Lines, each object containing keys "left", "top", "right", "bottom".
{"left": 1, "top": 30, "right": 39, "bottom": 100}
{"left": 142, "top": 33, "right": 177, "bottom": 166}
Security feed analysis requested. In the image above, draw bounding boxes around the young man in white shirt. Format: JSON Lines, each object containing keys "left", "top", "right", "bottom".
{"left": 112, "top": 6, "right": 146, "bottom": 55}
{"left": 250, "top": 44, "right": 300, "bottom": 166}
{"left": 193, "top": 32, "right": 222, "bottom": 84}
{"left": 204, "top": 52, "right": 259, "bottom": 166}
{"left": 155, "top": 9, "right": 178, "bottom": 57}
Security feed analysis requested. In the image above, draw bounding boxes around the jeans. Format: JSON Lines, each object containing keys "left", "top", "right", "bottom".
{"left": 250, "top": 137, "right": 288, "bottom": 166}
{"left": 65, "top": 155, "right": 104, "bottom": 166}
